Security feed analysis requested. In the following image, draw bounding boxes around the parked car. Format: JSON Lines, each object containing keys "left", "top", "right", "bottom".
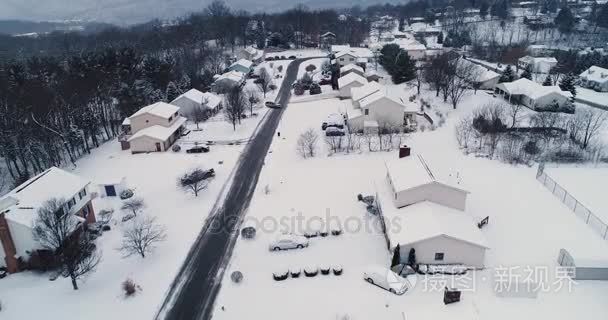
{"left": 269, "top": 234, "right": 309, "bottom": 251}
{"left": 186, "top": 145, "right": 210, "bottom": 153}
{"left": 288, "top": 55, "right": 296, "bottom": 59}
{"left": 265, "top": 101, "right": 282, "bottom": 109}
{"left": 325, "top": 127, "right": 345, "bottom": 136}
{"left": 363, "top": 265, "right": 412, "bottom": 295}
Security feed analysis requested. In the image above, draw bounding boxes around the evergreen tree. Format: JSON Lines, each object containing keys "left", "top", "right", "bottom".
{"left": 559, "top": 73, "right": 577, "bottom": 97}
{"left": 499, "top": 65, "right": 515, "bottom": 83}
{"left": 521, "top": 66, "right": 533, "bottom": 80}
{"left": 391, "top": 244, "right": 401, "bottom": 267}
{"left": 391, "top": 52, "right": 417, "bottom": 84}
{"left": 407, "top": 248, "right": 417, "bottom": 267}
{"left": 480, "top": 1, "right": 489, "bottom": 18}
{"left": 491, "top": 0, "right": 510, "bottom": 19}
{"left": 166, "top": 81, "right": 180, "bottom": 102}
{"left": 554, "top": 7, "right": 576, "bottom": 34}
{"left": 542, "top": 75, "right": 553, "bottom": 86}
{"left": 437, "top": 32, "right": 444, "bottom": 44}
{"left": 596, "top": 3, "right": 608, "bottom": 29}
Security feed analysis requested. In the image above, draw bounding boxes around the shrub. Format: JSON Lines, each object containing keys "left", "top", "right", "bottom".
{"left": 309, "top": 83, "right": 322, "bottom": 95}
{"left": 102, "top": 225, "right": 111, "bottom": 231}
{"left": 122, "top": 278, "right": 137, "bottom": 297}
{"left": 332, "top": 265, "right": 343, "bottom": 275}
{"left": 290, "top": 268, "right": 301, "bottom": 278}
{"left": 331, "top": 228, "right": 342, "bottom": 236}
{"left": 231, "top": 271, "right": 243, "bottom": 283}
{"left": 304, "top": 266, "right": 318, "bottom": 277}
{"left": 320, "top": 266, "right": 330, "bottom": 275}
{"left": 265, "top": 57, "right": 274, "bottom": 61}
{"left": 241, "top": 226, "right": 256, "bottom": 239}
{"left": 288, "top": 55, "right": 296, "bottom": 59}
{"left": 277, "top": 65, "right": 283, "bottom": 72}
{"left": 319, "top": 231, "right": 328, "bottom": 237}
{"left": 269, "top": 84, "right": 278, "bottom": 91}
{"left": 523, "top": 140, "right": 540, "bottom": 155}
{"left": 171, "top": 144, "right": 181, "bottom": 152}
{"left": 120, "top": 189, "right": 134, "bottom": 200}
{"left": 294, "top": 84, "right": 305, "bottom": 96}
{"left": 273, "top": 270, "right": 289, "bottom": 281}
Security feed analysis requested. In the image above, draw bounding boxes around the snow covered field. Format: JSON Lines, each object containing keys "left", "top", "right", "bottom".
{"left": 212, "top": 89, "right": 608, "bottom": 320}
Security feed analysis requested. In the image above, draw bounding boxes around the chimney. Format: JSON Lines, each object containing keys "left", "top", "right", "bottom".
{"left": 399, "top": 145, "right": 411, "bottom": 158}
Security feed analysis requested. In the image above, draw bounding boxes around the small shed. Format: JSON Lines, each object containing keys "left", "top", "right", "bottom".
{"left": 97, "top": 177, "right": 127, "bottom": 197}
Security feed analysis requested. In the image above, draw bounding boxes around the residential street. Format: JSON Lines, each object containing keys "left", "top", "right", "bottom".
{"left": 155, "top": 57, "right": 317, "bottom": 320}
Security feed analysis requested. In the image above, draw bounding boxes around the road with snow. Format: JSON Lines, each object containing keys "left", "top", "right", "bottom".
{"left": 155, "top": 57, "right": 318, "bottom": 320}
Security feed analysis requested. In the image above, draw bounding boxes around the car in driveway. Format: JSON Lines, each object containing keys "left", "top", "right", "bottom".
{"left": 265, "top": 101, "right": 282, "bottom": 109}
{"left": 186, "top": 145, "right": 210, "bottom": 153}
{"left": 269, "top": 234, "right": 309, "bottom": 251}
{"left": 363, "top": 265, "right": 412, "bottom": 295}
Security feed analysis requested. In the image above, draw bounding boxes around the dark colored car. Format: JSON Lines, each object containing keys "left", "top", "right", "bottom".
{"left": 265, "top": 101, "right": 281, "bottom": 108}
{"left": 186, "top": 146, "right": 210, "bottom": 153}
{"left": 319, "top": 78, "right": 332, "bottom": 85}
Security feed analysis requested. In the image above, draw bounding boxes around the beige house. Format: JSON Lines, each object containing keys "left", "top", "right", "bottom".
{"left": 579, "top": 66, "right": 608, "bottom": 92}
{"left": 335, "top": 51, "right": 359, "bottom": 67}
{"left": 124, "top": 102, "right": 186, "bottom": 153}
{"left": 348, "top": 90, "right": 418, "bottom": 131}
{"left": 338, "top": 72, "right": 368, "bottom": 98}
{"left": 517, "top": 56, "right": 557, "bottom": 73}
{"left": 494, "top": 78, "right": 572, "bottom": 110}
{"left": 171, "top": 89, "right": 222, "bottom": 120}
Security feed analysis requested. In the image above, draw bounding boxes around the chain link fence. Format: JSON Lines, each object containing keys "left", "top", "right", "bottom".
{"left": 536, "top": 164, "right": 608, "bottom": 241}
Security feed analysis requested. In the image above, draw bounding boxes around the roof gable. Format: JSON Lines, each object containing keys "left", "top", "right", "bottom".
{"left": 130, "top": 102, "right": 180, "bottom": 120}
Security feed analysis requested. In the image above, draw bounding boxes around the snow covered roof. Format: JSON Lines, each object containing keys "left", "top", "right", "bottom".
{"left": 338, "top": 72, "right": 367, "bottom": 88}
{"left": 130, "top": 102, "right": 180, "bottom": 120}
{"left": 358, "top": 89, "right": 418, "bottom": 112}
{"left": 173, "top": 89, "right": 222, "bottom": 108}
{"left": 230, "top": 59, "right": 253, "bottom": 69}
{"left": 385, "top": 154, "right": 468, "bottom": 194}
{"left": 335, "top": 50, "right": 358, "bottom": 59}
{"left": 331, "top": 44, "right": 351, "bottom": 53}
{"left": 243, "top": 46, "right": 257, "bottom": 55}
{"left": 518, "top": 55, "right": 557, "bottom": 64}
{"left": 579, "top": 66, "right": 608, "bottom": 84}
{"left": 216, "top": 70, "right": 245, "bottom": 83}
{"left": 364, "top": 120, "right": 379, "bottom": 128}
{"left": 383, "top": 200, "right": 489, "bottom": 248}
{"left": 128, "top": 116, "right": 187, "bottom": 142}
{"left": 0, "top": 167, "right": 90, "bottom": 228}
{"left": 320, "top": 31, "right": 336, "bottom": 38}
{"left": 459, "top": 59, "right": 500, "bottom": 82}
{"left": 122, "top": 118, "right": 131, "bottom": 126}
{"left": 351, "top": 81, "right": 382, "bottom": 102}
{"left": 340, "top": 64, "right": 364, "bottom": 74}
{"left": 496, "top": 78, "right": 572, "bottom": 99}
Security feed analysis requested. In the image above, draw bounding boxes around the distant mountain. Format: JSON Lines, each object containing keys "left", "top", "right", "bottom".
{"left": 0, "top": 19, "right": 113, "bottom": 36}
{"left": 0, "top": 0, "right": 401, "bottom": 26}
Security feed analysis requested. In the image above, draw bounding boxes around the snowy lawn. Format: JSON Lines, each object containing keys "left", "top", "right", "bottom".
{"left": 297, "top": 57, "right": 329, "bottom": 81}
{"left": 212, "top": 90, "right": 608, "bottom": 320}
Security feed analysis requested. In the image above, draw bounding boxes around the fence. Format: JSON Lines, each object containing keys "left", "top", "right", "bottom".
{"left": 536, "top": 164, "right": 608, "bottom": 241}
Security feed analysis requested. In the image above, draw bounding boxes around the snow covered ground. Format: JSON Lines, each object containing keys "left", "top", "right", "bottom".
{"left": 212, "top": 87, "right": 608, "bottom": 320}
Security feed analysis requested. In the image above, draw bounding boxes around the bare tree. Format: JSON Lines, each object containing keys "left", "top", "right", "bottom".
{"left": 0, "top": 168, "right": 7, "bottom": 195}
{"left": 247, "top": 90, "right": 260, "bottom": 116}
{"left": 189, "top": 99, "right": 209, "bottom": 130}
{"left": 325, "top": 136, "right": 343, "bottom": 154}
{"left": 447, "top": 60, "right": 475, "bottom": 109}
{"left": 33, "top": 198, "right": 101, "bottom": 290}
{"left": 344, "top": 132, "right": 361, "bottom": 153}
{"left": 119, "top": 216, "right": 167, "bottom": 258}
{"left": 296, "top": 129, "right": 319, "bottom": 158}
{"left": 506, "top": 103, "right": 524, "bottom": 128}
{"left": 568, "top": 108, "right": 608, "bottom": 149}
{"left": 121, "top": 198, "right": 145, "bottom": 217}
{"left": 455, "top": 115, "right": 474, "bottom": 149}
{"left": 257, "top": 67, "right": 272, "bottom": 98}
{"left": 224, "top": 86, "right": 245, "bottom": 130}
{"left": 178, "top": 168, "right": 214, "bottom": 197}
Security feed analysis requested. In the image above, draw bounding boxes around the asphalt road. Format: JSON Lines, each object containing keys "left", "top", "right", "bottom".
{"left": 155, "top": 57, "right": 316, "bottom": 320}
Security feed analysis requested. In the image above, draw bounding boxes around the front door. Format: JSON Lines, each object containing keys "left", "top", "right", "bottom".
{"left": 104, "top": 185, "right": 116, "bottom": 197}
{"left": 155, "top": 142, "right": 162, "bottom": 151}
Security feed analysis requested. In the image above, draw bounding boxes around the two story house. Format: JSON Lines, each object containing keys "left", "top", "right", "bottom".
{"left": 579, "top": 66, "right": 608, "bottom": 92}
{"left": 0, "top": 167, "right": 95, "bottom": 273}
{"left": 122, "top": 102, "right": 186, "bottom": 153}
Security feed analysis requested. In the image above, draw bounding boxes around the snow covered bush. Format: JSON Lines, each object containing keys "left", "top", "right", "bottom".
{"left": 273, "top": 270, "right": 289, "bottom": 281}
{"left": 120, "top": 189, "right": 134, "bottom": 200}
{"left": 240, "top": 226, "right": 256, "bottom": 239}
{"left": 332, "top": 265, "right": 343, "bottom": 275}
{"left": 290, "top": 268, "right": 301, "bottom": 278}
{"left": 121, "top": 197, "right": 145, "bottom": 217}
{"left": 296, "top": 129, "right": 319, "bottom": 158}
{"left": 231, "top": 271, "right": 243, "bottom": 283}
{"left": 122, "top": 278, "right": 138, "bottom": 297}
{"left": 320, "top": 266, "right": 330, "bottom": 275}
{"left": 304, "top": 266, "right": 318, "bottom": 277}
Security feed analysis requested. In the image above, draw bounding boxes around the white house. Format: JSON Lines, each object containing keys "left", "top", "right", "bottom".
{"left": 382, "top": 201, "right": 489, "bottom": 268}
{"left": 237, "top": 46, "right": 263, "bottom": 63}
{"left": 517, "top": 56, "right": 557, "bottom": 73}
{"left": 396, "top": 39, "right": 427, "bottom": 60}
{"left": 579, "top": 66, "right": 608, "bottom": 92}
{"left": 460, "top": 59, "right": 500, "bottom": 89}
{"left": 227, "top": 59, "right": 253, "bottom": 74}
{"left": 331, "top": 44, "right": 351, "bottom": 54}
{"left": 494, "top": 78, "right": 572, "bottom": 110}
{"left": 125, "top": 102, "right": 186, "bottom": 153}
{"left": 353, "top": 90, "right": 418, "bottom": 130}
{"left": 171, "top": 89, "right": 222, "bottom": 120}
{"left": 385, "top": 154, "right": 469, "bottom": 211}
{"left": 351, "top": 81, "right": 382, "bottom": 107}
{"left": 212, "top": 70, "right": 246, "bottom": 93}
{"left": 0, "top": 167, "right": 95, "bottom": 273}
{"left": 338, "top": 72, "right": 368, "bottom": 98}
{"left": 340, "top": 64, "right": 365, "bottom": 77}
{"left": 335, "top": 50, "right": 359, "bottom": 67}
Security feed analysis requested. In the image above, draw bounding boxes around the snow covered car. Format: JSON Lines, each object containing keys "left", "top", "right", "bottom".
{"left": 265, "top": 101, "right": 282, "bottom": 109}
{"left": 325, "top": 127, "right": 345, "bottom": 136}
{"left": 363, "top": 265, "right": 412, "bottom": 295}
{"left": 186, "top": 145, "right": 210, "bottom": 153}
{"left": 269, "top": 234, "right": 309, "bottom": 251}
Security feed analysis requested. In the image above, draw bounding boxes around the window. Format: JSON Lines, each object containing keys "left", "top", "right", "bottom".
{"left": 349, "top": 58, "right": 354, "bottom": 62}
{"left": 339, "top": 58, "right": 344, "bottom": 61}
{"left": 78, "top": 189, "right": 87, "bottom": 200}
{"left": 168, "top": 116, "right": 173, "bottom": 122}
{"left": 67, "top": 198, "right": 76, "bottom": 209}
{"left": 364, "top": 109, "right": 369, "bottom": 115}
{"left": 434, "top": 252, "right": 444, "bottom": 261}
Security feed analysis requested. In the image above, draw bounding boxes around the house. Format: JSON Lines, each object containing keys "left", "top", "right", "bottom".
{"left": 212, "top": 70, "right": 246, "bottom": 93}
{"left": 460, "top": 59, "right": 500, "bottom": 89}
{"left": 319, "top": 32, "right": 337, "bottom": 49}
{"left": 237, "top": 47, "right": 263, "bottom": 63}
{"left": 331, "top": 44, "right": 351, "bottom": 54}
{"left": 366, "top": 70, "right": 383, "bottom": 82}
{"left": 494, "top": 78, "right": 573, "bottom": 110}
{"left": 351, "top": 81, "right": 382, "bottom": 107}
{"left": 380, "top": 152, "right": 487, "bottom": 268}
{"left": 340, "top": 64, "right": 365, "bottom": 77}
{"left": 348, "top": 89, "right": 418, "bottom": 130}
{"left": 97, "top": 176, "right": 127, "bottom": 198}
{"left": 397, "top": 40, "right": 427, "bottom": 60}
{"left": 517, "top": 55, "right": 557, "bottom": 73}
{"left": 0, "top": 167, "right": 95, "bottom": 273}
{"left": 337, "top": 72, "right": 368, "bottom": 98}
{"left": 579, "top": 66, "right": 608, "bottom": 92}
{"left": 385, "top": 154, "right": 469, "bottom": 210}
{"left": 171, "top": 89, "right": 222, "bottom": 120}
{"left": 227, "top": 59, "right": 253, "bottom": 74}
{"left": 335, "top": 50, "right": 359, "bottom": 67}
{"left": 124, "top": 102, "right": 186, "bottom": 153}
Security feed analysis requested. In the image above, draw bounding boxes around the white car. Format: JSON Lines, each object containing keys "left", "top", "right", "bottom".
{"left": 269, "top": 234, "right": 309, "bottom": 251}
{"left": 363, "top": 265, "right": 412, "bottom": 295}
